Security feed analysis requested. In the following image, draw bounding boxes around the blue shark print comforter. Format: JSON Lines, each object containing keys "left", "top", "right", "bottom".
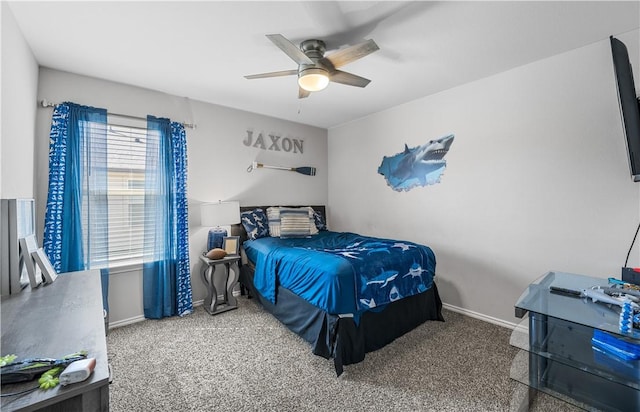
{"left": 244, "top": 231, "right": 435, "bottom": 315}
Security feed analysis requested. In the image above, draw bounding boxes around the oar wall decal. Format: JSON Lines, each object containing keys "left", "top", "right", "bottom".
{"left": 247, "top": 161, "right": 316, "bottom": 176}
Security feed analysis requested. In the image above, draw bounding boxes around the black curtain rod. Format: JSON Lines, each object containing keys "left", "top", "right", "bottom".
{"left": 39, "top": 99, "right": 196, "bottom": 129}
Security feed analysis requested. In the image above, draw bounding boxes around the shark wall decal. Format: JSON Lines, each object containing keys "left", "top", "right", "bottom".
{"left": 378, "top": 134, "right": 454, "bottom": 192}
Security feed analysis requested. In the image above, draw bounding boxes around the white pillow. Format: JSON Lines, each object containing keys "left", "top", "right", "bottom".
{"left": 267, "top": 207, "right": 281, "bottom": 237}
{"left": 306, "top": 207, "right": 319, "bottom": 235}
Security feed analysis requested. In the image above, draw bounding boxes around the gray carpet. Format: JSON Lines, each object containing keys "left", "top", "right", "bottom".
{"left": 107, "top": 297, "right": 580, "bottom": 411}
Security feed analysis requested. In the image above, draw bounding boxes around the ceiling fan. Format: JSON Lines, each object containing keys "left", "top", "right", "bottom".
{"left": 244, "top": 34, "right": 379, "bottom": 99}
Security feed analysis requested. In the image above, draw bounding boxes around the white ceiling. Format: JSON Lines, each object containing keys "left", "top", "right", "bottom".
{"left": 7, "top": 1, "right": 640, "bottom": 129}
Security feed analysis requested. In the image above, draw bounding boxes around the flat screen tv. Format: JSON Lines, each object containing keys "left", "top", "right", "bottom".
{"left": 610, "top": 36, "right": 640, "bottom": 182}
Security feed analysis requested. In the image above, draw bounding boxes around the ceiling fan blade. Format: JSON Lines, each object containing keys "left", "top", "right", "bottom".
{"left": 298, "top": 87, "right": 311, "bottom": 99}
{"left": 244, "top": 69, "right": 298, "bottom": 79}
{"left": 329, "top": 70, "right": 371, "bottom": 88}
{"left": 266, "top": 34, "right": 314, "bottom": 65}
{"left": 324, "top": 39, "right": 379, "bottom": 69}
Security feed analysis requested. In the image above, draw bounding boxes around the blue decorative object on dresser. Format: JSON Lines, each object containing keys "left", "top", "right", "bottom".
{"left": 201, "top": 201, "right": 241, "bottom": 250}
{"left": 207, "top": 227, "right": 227, "bottom": 250}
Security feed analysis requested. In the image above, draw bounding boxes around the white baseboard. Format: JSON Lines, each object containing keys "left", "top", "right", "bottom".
{"left": 109, "top": 315, "right": 146, "bottom": 330}
{"left": 441, "top": 302, "right": 521, "bottom": 330}
{"left": 107, "top": 299, "right": 524, "bottom": 333}
{"left": 108, "top": 299, "right": 204, "bottom": 330}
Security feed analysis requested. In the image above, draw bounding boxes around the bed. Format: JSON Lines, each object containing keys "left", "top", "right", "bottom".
{"left": 234, "top": 205, "right": 444, "bottom": 376}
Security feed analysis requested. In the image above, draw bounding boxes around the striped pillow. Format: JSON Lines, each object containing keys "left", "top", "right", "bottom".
{"left": 279, "top": 207, "right": 312, "bottom": 238}
{"left": 267, "top": 207, "right": 282, "bottom": 237}
{"left": 268, "top": 207, "right": 318, "bottom": 237}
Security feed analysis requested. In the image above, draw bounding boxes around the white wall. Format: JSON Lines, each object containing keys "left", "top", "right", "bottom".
{"left": 35, "top": 68, "right": 328, "bottom": 325}
{"left": 328, "top": 30, "right": 640, "bottom": 326}
{"left": 0, "top": 3, "right": 38, "bottom": 198}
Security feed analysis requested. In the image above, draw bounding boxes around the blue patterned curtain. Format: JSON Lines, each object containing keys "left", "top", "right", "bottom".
{"left": 44, "top": 102, "right": 110, "bottom": 311}
{"left": 143, "top": 116, "right": 192, "bottom": 318}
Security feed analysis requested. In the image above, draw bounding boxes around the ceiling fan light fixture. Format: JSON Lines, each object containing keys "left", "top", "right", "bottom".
{"left": 298, "top": 68, "right": 329, "bottom": 92}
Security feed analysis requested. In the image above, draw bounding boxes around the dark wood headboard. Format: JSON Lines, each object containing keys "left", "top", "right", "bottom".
{"left": 231, "top": 205, "right": 326, "bottom": 244}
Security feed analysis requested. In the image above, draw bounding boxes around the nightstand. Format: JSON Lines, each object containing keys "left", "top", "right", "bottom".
{"left": 199, "top": 254, "right": 241, "bottom": 315}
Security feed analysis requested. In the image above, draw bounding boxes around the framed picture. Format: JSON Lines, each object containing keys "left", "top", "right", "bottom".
{"left": 222, "top": 236, "right": 240, "bottom": 256}
{"left": 19, "top": 235, "right": 41, "bottom": 288}
{"left": 32, "top": 248, "right": 57, "bottom": 284}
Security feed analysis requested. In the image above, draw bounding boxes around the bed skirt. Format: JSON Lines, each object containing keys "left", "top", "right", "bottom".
{"left": 239, "top": 265, "right": 444, "bottom": 376}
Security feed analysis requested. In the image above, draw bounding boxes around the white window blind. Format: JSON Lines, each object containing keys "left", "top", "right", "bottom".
{"left": 81, "top": 122, "right": 149, "bottom": 268}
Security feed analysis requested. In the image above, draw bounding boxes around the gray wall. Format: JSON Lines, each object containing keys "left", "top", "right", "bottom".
{"left": 328, "top": 30, "right": 640, "bottom": 327}
{"left": 1, "top": 3, "right": 38, "bottom": 199}
{"left": 5, "top": 2, "right": 640, "bottom": 329}
{"left": 34, "top": 68, "right": 328, "bottom": 326}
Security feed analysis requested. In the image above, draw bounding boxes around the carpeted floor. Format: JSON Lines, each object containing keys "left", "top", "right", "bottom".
{"left": 107, "top": 297, "right": 580, "bottom": 411}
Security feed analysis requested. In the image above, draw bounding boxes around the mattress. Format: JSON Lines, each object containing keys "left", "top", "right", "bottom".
{"left": 243, "top": 231, "right": 436, "bottom": 316}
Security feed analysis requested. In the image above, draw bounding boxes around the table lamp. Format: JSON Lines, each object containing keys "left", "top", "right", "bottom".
{"left": 201, "top": 201, "right": 241, "bottom": 250}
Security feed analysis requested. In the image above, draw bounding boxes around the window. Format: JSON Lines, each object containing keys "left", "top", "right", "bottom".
{"left": 81, "top": 121, "right": 149, "bottom": 268}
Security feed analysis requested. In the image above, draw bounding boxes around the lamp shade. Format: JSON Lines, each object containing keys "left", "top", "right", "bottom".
{"left": 201, "top": 201, "right": 241, "bottom": 227}
{"left": 298, "top": 68, "right": 329, "bottom": 92}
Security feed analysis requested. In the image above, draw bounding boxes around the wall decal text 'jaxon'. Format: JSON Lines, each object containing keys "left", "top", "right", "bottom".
{"left": 243, "top": 130, "right": 304, "bottom": 154}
